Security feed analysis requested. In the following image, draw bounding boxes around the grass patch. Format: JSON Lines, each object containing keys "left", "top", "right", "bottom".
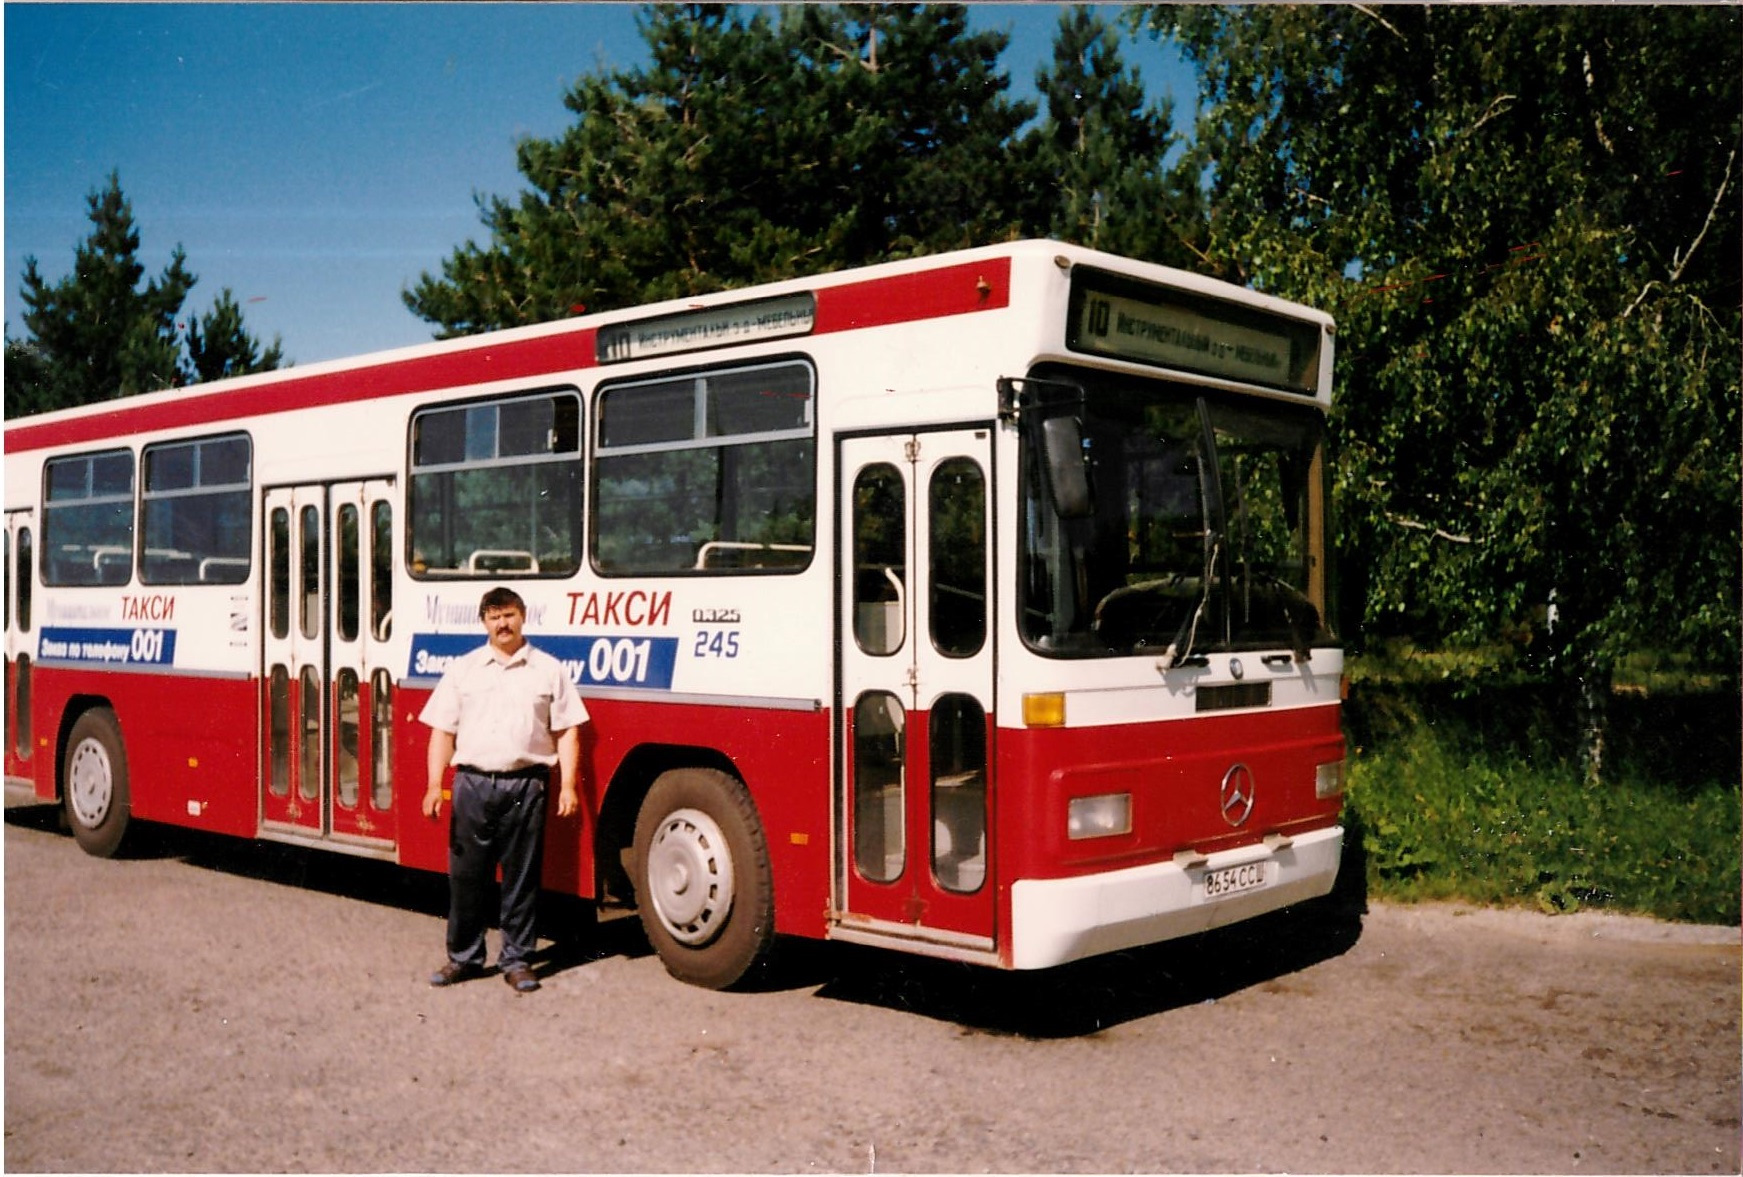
{"left": 1343, "top": 660, "right": 1740, "bottom": 926}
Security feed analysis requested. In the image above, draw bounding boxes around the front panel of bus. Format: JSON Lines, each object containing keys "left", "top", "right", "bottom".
{"left": 992, "top": 267, "right": 1346, "bottom": 969}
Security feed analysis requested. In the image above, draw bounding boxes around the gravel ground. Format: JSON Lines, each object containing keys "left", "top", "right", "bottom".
{"left": 4, "top": 798, "right": 1737, "bottom": 1174}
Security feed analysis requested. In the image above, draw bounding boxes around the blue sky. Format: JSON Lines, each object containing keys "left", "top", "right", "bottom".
{"left": 5, "top": 4, "right": 1193, "bottom": 367}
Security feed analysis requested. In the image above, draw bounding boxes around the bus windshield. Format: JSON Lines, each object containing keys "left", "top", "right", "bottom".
{"left": 1019, "top": 365, "right": 1333, "bottom": 660}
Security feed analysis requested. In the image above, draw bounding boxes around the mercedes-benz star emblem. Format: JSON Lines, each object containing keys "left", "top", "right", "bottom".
{"left": 1220, "top": 763, "right": 1256, "bottom": 827}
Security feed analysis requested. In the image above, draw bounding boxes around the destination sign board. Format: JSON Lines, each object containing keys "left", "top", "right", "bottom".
{"left": 1068, "top": 269, "right": 1322, "bottom": 395}
{"left": 597, "top": 293, "right": 816, "bottom": 364}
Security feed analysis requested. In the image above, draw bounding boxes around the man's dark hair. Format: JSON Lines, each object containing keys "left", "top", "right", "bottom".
{"left": 478, "top": 586, "right": 526, "bottom": 618}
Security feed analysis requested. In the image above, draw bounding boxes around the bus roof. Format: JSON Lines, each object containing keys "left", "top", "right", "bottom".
{"left": 4, "top": 240, "right": 1332, "bottom": 454}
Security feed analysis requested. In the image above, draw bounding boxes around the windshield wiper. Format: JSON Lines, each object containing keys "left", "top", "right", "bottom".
{"left": 1162, "top": 399, "right": 1226, "bottom": 670}
{"left": 1160, "top": 536, "right": 1218, "bottom": 669}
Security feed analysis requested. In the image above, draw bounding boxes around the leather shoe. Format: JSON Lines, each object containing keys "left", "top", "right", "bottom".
{"left": 428, "top": 960, "right": 485, "bottom": 987}
{"left": 503, "top": 964, "right": 541, "bottom": 993}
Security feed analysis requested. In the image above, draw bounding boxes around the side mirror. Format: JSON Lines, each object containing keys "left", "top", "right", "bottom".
{"left": 1042, "top": 415, "right": 1092, "bottom": 519}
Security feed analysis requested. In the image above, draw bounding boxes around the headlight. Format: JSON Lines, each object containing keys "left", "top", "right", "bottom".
{"left": 1316, "top": 759, "right": 1345, "bottom": 799}
{"left": 1068, "top": 793, "right": 1131, "bottom": 840}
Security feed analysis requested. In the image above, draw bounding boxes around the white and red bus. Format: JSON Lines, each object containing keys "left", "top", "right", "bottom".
{"left": 3, "top": 240, "right": 1346, "bottom": 988}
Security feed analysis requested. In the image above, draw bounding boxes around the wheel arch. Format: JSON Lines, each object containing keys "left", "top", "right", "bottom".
{"left": 595, "top": 741, "right": 742, "bottom": 910}
{"left": 54, "top": 693, "right": 118, "bottom": 801}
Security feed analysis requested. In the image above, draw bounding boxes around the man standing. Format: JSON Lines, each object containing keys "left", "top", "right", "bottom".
{"left": 420, "top": 587, "right": 588, "bottom": 993}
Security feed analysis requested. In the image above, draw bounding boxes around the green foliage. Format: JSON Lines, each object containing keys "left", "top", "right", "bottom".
{"left": 1135, "top": 6, "right": 1742, "bottom": 706}
{"left": 406, "top": 3, "right": 1212, "bottom": 334}
{"left": 6, "top": 172, "right": 285, "bottom": 413}
{"left": 1345, "top": 671, "right": 1741, "bottom": 925}
{"left": 187, "top": 288, "right": 286, "bottom": 384}
{"left": 410, "top": 3, "right": 1740, "bottom": 743}
{"left": 1014, "top": 6, "right": 1198, "bottom": 266}
{"left": 406, "top": 3, "right": 1040, "bottom": 333}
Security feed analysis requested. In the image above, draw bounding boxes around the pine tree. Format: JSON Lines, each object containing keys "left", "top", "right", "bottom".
{"left": 1021, "top": 6, "right": 1195, "bottom": 266}
{"left": 186, "top": 289, "right": 286, "bottom": 384}
{"left": 405, "top": 3, "right": 1036, "bottom": 336}
{"left": 6, "top": 172, "right": 285, "bottom": 413}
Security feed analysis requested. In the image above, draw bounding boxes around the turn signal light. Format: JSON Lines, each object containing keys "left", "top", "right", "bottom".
{"left": 1022, "top": 692, "right": 1066, "bottom": 727}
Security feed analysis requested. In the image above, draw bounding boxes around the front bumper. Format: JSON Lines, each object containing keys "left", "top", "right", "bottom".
{"left": 1009, "top": 825, "right": 1344, "bottom": 970}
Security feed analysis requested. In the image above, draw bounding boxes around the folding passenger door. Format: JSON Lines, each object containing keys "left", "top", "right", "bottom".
{"left": 836, "top": 428, "right": 996, "bottom": 950}
{"left": 326, "top": 480, "right": 397, "bottom": 845}
{"left": 261, "top": 481, "right": 396, "bottom": 847}
{"left": 4, "top": 509, "right": 36, "bottom": 784}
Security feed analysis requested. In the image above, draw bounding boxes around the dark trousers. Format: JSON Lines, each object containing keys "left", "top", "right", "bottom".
{"left": 446, "top": 768, "right": 548, "bottom": 971}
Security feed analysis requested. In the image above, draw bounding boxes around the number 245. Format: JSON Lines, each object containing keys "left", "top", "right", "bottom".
{"left": 693, "top": 630, "right": 740, "bottom": 658}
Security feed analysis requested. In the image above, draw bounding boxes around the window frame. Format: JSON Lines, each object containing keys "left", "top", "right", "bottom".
{"left": 591, "top": 356, "right": 818, "bottom": 578}
{"left": 406, "top": 386, "right": 584, "bottom": 581}
{"left": 41, "top": 448, "right": 137, "bottom": 587}
{"left": 139, "top": 432, "right": 254, "bottom": 586}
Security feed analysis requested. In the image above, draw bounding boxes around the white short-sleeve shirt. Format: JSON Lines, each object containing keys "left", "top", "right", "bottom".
{"left": 419, "top": 640, "right": 589, "bottom": 772}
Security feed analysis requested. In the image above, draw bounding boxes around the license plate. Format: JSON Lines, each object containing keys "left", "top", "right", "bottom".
{"left": 1199, "top": 861, "right": 1271, "bottom": 901}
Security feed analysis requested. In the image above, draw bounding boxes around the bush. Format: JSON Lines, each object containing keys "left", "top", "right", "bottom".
{"left": 1342, "top": 663, "right": 1740, "bottom": 925}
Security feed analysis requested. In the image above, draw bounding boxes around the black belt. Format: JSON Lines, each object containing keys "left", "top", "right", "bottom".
{"left": 455, "top": 765, "right": 548, "bottom": 781}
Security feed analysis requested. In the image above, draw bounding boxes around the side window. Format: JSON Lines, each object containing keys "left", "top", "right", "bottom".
{"left": 369, "top": 500, "right": 393, "bottom": 640}
{"left": 269, "top": 507, "right": 291, "bottom": 640}
{"left": 42, "top": 450, "right": 134, "bottom": 586}
{"left": 268, "top": 665, "right": 291, "bottom": 796}
{"left": 852, "top": 691, "right": 906, "bottom": 883}
{"left": 930, "top": 694, "right": 987, "bottom": 893}
{"left": 141, "top": 434, "right": 252, "bottom": 584}
{"left": 369, "top": 668, "right": 393, "bottom": 809}
{"left": 11, "top": 652, "right": 30, "bottom": 763}
{"left": 11, "top": 526, "right": 31, "bottom": 761}
{"left": 299, "top": 506, "right": 320, "bottom": 639}
{"left": 409, "top": 391, "right": 581, "bottom": 578}
{"left": 17, "top": 528, "right": 31, "bottom": 632}
{"left": 594, "top": 361, "right": 814, "bottom": 574}
{"left": 336, "top": 503, "right": 360, "bottom": 643}
{"left": 852, "top": 464, "right": 906, "bottom": 656}
{"left": 929, "top": 458, "right": 986, "bottom": 658}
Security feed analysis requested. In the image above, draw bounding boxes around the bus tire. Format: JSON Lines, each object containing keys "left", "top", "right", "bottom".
{"left": 62, "top": 707, "right": 131, "bottom": 858}
{"left": 633, "top": 767, "right": 775, "bottom": 990}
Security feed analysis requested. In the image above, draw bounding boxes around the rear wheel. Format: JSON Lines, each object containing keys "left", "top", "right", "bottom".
{"left": 63, "top": 707, "right": 131, "bottom": 858}
{"left": 633, "top": 767, "right": 775, "bottom": 989}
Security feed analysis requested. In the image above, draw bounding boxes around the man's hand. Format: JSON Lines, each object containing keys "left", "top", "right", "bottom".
{"left": 555, "top": 725, "right": 582, "bottom": 819}
{"left": 424, "top": 729, "right": 456, "bottom": 820}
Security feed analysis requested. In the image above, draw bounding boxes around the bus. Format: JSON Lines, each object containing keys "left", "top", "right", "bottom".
{"left": 3, "top": 240, "right": 1346, "bottom": 989}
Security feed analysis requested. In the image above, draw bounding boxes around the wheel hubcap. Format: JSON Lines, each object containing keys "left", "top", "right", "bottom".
{"left": 646, "top": 807, "right": 735, "bottom": 946}
{"left": 67, "top": 737, "right": 113, "bottom": 828}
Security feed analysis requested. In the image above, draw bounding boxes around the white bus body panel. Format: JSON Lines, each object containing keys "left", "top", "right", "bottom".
{"left": 1009, "top": 825, "right": 1344, "bottom": 970}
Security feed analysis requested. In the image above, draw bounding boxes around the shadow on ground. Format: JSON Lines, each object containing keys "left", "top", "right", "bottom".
{"left": 2, "top": 802, "right": 646, "bottom": 976}
{"left": 801, "top": 891, "right": 1366, "bottom": 1038}
{"left": 9, "top": 800, "right": 1367, "bottom": 1035}
{"left": 785, "top": 813, "right": 1371, "bottom": 1037}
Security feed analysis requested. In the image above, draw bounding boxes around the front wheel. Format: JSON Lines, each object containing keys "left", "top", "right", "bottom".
{"left": 63, "top": 707, "right": 132, "bottom": 858}
{"left": 633, "top": 768, "right": 775, "bottom": 990}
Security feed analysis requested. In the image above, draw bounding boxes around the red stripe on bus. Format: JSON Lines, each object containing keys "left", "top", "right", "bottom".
{"left": 812, "top": 256, "right": 1011, "bottom": 332}
{"left": 3, "top": 330, "right": 597, "bottom": 454}
{"left": 4, "top": 255, "right": 1013, "bottom": 454}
